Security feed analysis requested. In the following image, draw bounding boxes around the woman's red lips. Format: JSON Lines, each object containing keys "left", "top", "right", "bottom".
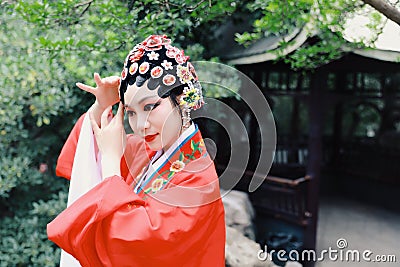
{"left": 145, "top": 133, "right": 158, "bottom": 142}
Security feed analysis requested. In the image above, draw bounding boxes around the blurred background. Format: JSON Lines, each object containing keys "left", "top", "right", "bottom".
{"left": 1, "top": 0, "right": 399, "bottom": 266}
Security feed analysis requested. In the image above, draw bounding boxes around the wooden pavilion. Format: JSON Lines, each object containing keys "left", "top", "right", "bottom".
{"left": 208, "top": 23, "right": 400, "bottom": 266}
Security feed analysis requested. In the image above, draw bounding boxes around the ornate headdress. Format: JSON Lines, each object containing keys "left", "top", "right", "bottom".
{"left": 119, "top": 35, "right": 204, "bottom": 118}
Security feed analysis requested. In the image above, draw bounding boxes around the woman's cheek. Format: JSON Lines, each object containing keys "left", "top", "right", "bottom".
{"left": 162, "top": 113, "right": 181, "bottom": 145}
{"left": 128, "top": 117, "right": 137, "bottom": 133}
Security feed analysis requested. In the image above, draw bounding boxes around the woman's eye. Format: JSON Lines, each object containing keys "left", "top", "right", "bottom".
{"left": 126, "top": 110, "right": 136, "bottom": 117}
{"left": 144, "top": 102, "right": 160, "bottom": 112}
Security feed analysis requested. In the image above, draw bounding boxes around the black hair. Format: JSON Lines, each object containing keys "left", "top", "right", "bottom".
{"left": 166, "top": 84, "right": 184, "bottom": 112}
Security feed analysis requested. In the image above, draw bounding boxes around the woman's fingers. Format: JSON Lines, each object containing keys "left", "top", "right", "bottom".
{"left": 116, "top": 102, "right": 124, "bottom": 125}
{"left": 90, "top": 103, "right": 125, "bottom": 160}
{"left": 115, "top": 102, "right": 127, "bottom": 153}
{"left": 89, "top": 111, "right": 100, "bottom": 136}
{"left": 101, "top": 106, "right": 112, "bottom": 128}
{"left": 108, "top": 103, "right": 123, "bottom": 127}
{"left": 76, "top": 73, "right": 102, "bottom": 95}
{"left": 94, "top": 72, "right": 103, "bottom": 86}
{"left": 103, "top": 75, "right": 120, "bottom": 86}
{"left": 76, "top": 82, "right": 96, "bottom": 94}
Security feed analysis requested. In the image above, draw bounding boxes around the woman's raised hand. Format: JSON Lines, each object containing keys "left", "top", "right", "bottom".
{"left": 90, "top": 103, "right": 126, "bottom": 179}
{"left": 77, "top": 73, "right": 121, "bottom": 127}
{"left": 76, "top": 73, "right": 120, "bottom": 110}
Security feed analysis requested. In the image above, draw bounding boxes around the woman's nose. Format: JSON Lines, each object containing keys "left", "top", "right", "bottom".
{"left": 136, "top": 114, "right": 150, "bottom": 133}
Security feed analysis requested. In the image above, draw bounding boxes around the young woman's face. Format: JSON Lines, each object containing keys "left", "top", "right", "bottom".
{"left": 124, "top": 81, "right": 182, "bottom": 151}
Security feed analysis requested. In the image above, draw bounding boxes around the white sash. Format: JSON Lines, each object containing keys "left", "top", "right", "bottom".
{"left": 60, "top": 113, "right": 102, "bottom": 267}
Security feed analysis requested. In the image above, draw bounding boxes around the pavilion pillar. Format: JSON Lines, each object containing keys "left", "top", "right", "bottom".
{"left": 332, "top": 72, "right": 345, "bottom": 166}
{"left": 304, "top": 71, "right": 325, "bottom": 266}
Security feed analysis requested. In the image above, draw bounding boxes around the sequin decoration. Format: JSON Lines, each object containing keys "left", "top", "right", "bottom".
{"left": 129, "top": 63, "right": 138, "bottom": 75}
{"left": 151, "top": 66, "right": 163, "bottom": 79}
{"left": 139, "top": 62, "right": 150, "bottom": 74}
{"left": 121, "top": 68, "right": 127, "bottom": 80}
{"left": 163, "top": 74, "right": 176, "bottom": 86}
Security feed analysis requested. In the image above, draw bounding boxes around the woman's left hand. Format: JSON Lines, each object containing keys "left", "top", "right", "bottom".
{"left": 90, "top": 103, "right": 126, "bottom": 178}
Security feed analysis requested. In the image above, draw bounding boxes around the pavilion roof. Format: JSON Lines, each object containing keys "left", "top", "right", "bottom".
{"left": 214, "top": 21, "right": 400, "bottom": 65}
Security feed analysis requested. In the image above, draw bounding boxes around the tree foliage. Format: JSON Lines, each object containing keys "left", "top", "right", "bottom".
{"left": 235, "top": 0, "right": 396, "bottom": 70}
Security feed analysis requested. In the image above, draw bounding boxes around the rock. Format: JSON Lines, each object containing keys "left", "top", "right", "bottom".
{"left": 285, "top": 261, "right": 303, "bottom": 267}
{"left": 221, "top": 189, "right": 302, "bottom": 267}
{"left": 221, "top": 189, "right": 256, "bottom": 240}
{"left": 225, "top": 226, "right": 277, "bottom": 267}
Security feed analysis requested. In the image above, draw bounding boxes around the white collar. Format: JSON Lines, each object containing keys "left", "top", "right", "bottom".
{"left": 133, "top": 123, "right": 196, "bottom": 193}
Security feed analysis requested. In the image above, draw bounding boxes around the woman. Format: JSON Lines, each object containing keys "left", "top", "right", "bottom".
{"left": 47, "top": 35, "right": 226, "bottom": 267}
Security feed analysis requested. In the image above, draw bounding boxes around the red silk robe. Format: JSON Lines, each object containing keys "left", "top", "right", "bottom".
{"left": 47, "top": 115, "right": 226, "bottom": 267}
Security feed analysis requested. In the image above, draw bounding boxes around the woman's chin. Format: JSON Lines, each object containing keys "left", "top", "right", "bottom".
{"left": 146, "top": 141, "right": 162, "bottom": 152}
{"left": 146, "top": 136, "right": 173, "bottom": 152}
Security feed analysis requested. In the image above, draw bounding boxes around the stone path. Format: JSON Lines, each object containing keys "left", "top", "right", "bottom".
{"left": 315, "top": 196, "right": 400, "bottom": 267}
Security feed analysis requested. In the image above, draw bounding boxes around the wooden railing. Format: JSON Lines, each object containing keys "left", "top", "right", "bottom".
{"left": 217, "top": 165, "right": 312, "bottom": 226}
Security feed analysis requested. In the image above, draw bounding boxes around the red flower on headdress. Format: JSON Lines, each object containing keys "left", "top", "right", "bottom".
{"left": 142, "top": 35, "right": 171, "bottom": 51}
{"left": 131, "top": 43, "right": 144, "bottom": 52}
{"left": 129, "top": 49, "right": 145, "bottom": 62}
{"left": 166, "top": 46, "right": 180, "bottom": 58}
{"left": 175, "top": 50, "right": 189, "bottom": 64}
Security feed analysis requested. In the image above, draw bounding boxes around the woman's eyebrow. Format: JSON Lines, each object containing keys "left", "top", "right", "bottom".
{"left": 138, "top": 95, "right": 159, "bottom": 104}
{"left": 125, "top": 96, "right": 159, "bottom": 109}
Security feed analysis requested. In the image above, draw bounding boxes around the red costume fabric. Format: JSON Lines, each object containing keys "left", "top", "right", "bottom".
{"left": 48, "top": 115, "right": 226, "bottom": 267}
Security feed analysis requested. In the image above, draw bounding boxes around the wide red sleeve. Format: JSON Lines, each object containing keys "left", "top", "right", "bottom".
{"left": 47, "top": 173, "right": 225, "bottom": 266}
{"left": 56, "top": 114, "right": 86, "bottom": 180}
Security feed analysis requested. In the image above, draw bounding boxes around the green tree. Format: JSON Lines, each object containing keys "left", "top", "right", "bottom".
{"left": 0, "top": 5, "right": 76, "bottom": 266}
{"left": 235, "top": 0, "right": 399, "bottom": 70}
